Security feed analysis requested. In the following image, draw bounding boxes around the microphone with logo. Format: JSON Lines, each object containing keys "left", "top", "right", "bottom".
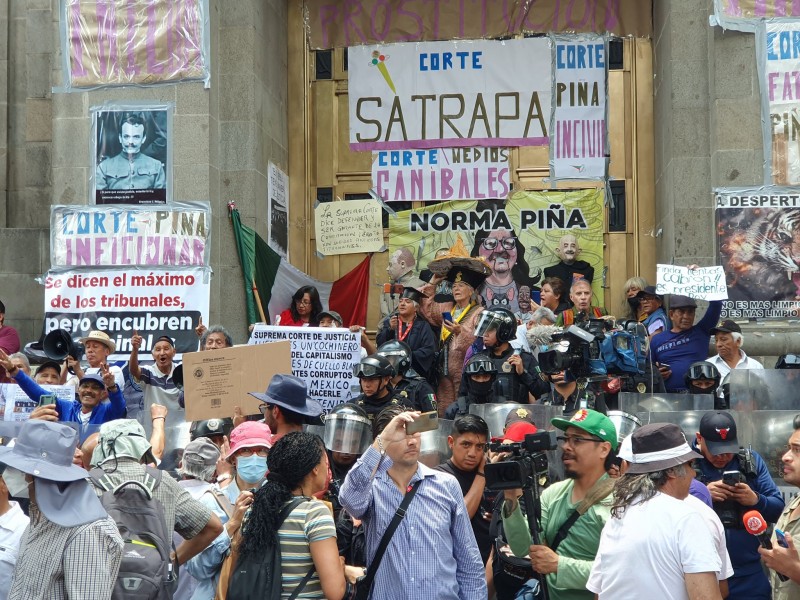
{"left": 743, "top": 510, "right": 789, "bottom": 582}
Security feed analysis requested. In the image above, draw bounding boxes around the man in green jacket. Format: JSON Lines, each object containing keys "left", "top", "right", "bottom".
{"left": 500, "top": 409, "right": 617, "bottom": 600}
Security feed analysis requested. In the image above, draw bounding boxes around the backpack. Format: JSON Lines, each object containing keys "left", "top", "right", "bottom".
{"left": 600, "top": 329, "right": 646, "bottom": 376}
{"left": 226, "top": 497, "right": 316, "bottom": 600}
{"left": 90, "top": 466, "right": 176, "bottom": 600}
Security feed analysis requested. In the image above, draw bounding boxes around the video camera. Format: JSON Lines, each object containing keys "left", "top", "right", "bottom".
{"left": 484, "top": 431, "right": 558, "bottom": 490}
{"left": 538, "top": 321, "right": 606, "bottom": 379}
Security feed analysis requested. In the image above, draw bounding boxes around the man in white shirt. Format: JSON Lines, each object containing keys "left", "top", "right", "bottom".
{"left": 707, "top": 320, "right": 764, "bottom": 379}
{"left": 0, "top": 466, "right": 28, "bottom": 600}
{"left": 588, "top": 423, "right": 723, "bottom": 600}
{"left": 68, "top": 330, "right": 125, "bottom": 390}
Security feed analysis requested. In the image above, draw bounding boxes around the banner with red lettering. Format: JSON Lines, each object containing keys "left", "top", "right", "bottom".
{"left": 550, "top": 35, "right": 608, "bottom": 181}
{"left": 348, "top": 38, "right": 551, "bottom": 151}
{"left": 42, "top": 267, "right": 211, "bottom": 360}
{"left": 59, "top": 0, "right": 210, "bottom": 90}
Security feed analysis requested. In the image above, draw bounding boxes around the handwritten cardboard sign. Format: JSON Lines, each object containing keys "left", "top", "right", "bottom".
{"left": 655, "top": 265, "right": 728, "bottom": 301}
{"left": 249, "top": 325, "right": 361, "bottom": 411}
{"left": 183, "top": 341, "right": 292, "bottom": 421}
{"left": 314, "top": 200, "right": 384, "bottom": 256}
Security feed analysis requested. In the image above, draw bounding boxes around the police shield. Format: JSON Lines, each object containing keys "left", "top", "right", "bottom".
{"left": 618, "top": 392, "right": 714, "bottom": 413}
{"left": 418, "top": 418, "right": 454, "bottom": 468}
{"left": 730, "top": 369, "right": 797, "bottom": 412}
{"left": 606, "top": 410, "right": 642, "bottom": 442}
{"left": 469, "top": 403, "right": 527, "bottom": 439}
{"left": 736, "top": 410, "right": 797, "bottom": 486}
{"left": 636, "top": 410, "right": 729, "bottom": 447}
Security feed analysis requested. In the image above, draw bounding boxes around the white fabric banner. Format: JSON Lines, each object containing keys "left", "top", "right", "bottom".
{"left": 42, "top": 267, "right": 211, "bottom": 360}
{"left": 372, "top": 147, "right": 510, "bottom": 202}
{"left": 550, "top": 35, "right": 607, "bottom": 180}
{"left": 655, "top": 265, "right": 728, "bottom": 301}
{"left": 348, "top": 38, "right": 551, "bottom": 151}
{"left": 248, "top": 325, "right": 360, "bottom": 411}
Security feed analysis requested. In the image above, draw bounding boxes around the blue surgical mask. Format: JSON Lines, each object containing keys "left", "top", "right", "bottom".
{"left": 237, "top": 454, "right": 268, "bottom": 484}
{"left": 2, "top": 467, "right": 30, "bottom": 499}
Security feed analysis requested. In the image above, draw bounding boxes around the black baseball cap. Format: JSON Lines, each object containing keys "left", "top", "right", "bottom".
{"left": 699, "top": 411, "right": 738, "bottom": 455}
{"left": 710, "top": 320, "right": 741, "bottom": 335}
{"left": 36, "top": 360, "right": 62, "bottom": 375}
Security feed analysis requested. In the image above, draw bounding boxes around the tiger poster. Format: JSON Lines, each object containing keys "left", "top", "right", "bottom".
{"left": 387, "top": 189, "right": 605, "bottom": 314}
{"left": 715, "top": 186, "right": 800, "bottom": 318}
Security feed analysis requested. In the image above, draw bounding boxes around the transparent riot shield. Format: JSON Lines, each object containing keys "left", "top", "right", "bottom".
{"left": 619, "top": 392, "right": 714, "bottom": 414}
{"left": 469, "top": 403, "right": 526, "bottom": 439}
{"left": 735, "top": 410, "right": 797, "bottom": 488}
{"left": 730, "top": 370, "right": 799, "bottom": 412}
{"left": 606, "top": 410, "right": 642, "bottom": 442}
{"left": 418, "top": 418, "right": 454, "bottom": 468}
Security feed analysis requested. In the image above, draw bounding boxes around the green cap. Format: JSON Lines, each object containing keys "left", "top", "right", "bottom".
{"left": 551, "top": 409, "right": 618, "bottom": 451}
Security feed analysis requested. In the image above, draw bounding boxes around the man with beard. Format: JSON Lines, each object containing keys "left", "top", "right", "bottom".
{"left": 556, "top": 279, "right": 608, "bottom": 327}
{"left": 544, "top": 234, "right": 594, "bottom": 286}
{"left": 501, "top": 409, "right": 617, "bottom": 600}
{"left": 651, "top": 293, "right": 723, "bottom": 392}
{"left": 758, "top": 415, "right": 800, "bottom": 597}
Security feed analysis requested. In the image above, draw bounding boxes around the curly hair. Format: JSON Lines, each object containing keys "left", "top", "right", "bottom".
{"left": 610, "top": 464, "right": 687, "bottom": 519}
{"left": 238, "top": 431, "right": 325, "bottom": 558}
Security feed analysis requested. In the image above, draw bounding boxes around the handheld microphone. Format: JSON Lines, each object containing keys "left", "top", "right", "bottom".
{"left": 743, "top": 510, "right": 789, "bottom": 582}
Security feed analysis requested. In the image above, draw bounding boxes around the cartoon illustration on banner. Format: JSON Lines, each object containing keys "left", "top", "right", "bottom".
{"left": 388, "top": 189, "right": 605, "bottom": 314}
{"left": 93, "top": 106, "right": 171, "bottom": 204}
{"left": 716, "top": 187, "right": 800, "bottom": 318}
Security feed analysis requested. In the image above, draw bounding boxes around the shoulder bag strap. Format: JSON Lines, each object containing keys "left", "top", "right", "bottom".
{"left": 208, "top": 488, "right": 235, "bottom": 519}
{"left": 360, "top": 479, "right": 423, "bottom": 594}
{"left": 549, "top": 477, "right": 615, "bottom": 553}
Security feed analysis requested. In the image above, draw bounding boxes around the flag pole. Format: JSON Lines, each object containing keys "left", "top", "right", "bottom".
{"left": 252, "top": 278, "right": 268, "bottom": 324}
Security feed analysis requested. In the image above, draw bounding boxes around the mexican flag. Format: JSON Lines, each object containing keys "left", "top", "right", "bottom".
{"left": 229, "top": 204, "right": 372, "bottom": 327}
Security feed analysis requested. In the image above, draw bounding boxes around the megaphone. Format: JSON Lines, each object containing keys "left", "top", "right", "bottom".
{"left": 43, "top": 329, "right": 83, "bottom": 362}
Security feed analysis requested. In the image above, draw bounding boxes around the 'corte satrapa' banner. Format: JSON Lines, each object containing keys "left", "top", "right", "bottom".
{"left": 60, "top": 0, "right": 209, "bottom": 89}
{"left": 372, "top": 148, "right": 510, "bottom": 202}
{"left": 42, "top": 267, "right": 210, "bottom": 360}
{"left": 715, "top": 186, "right": 800, "bottom": 318}
{"left": 50, "top": 202, "right": 211, "bottom": 268}
{"left": 550, "top": 35, "right": 608, "bottom": 181}
{"left": 306, "top": 0, "right": 652, "bottom": 48}
{"left": 348, "top": 38, "right": 551, "bottom": 151}
{"left": 388, "top": 189, "right": 605, "bottom": 313}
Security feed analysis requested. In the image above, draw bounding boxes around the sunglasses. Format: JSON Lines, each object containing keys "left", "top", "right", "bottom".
{"left": 482, "top": 237, "right": 516, "bottom": 251}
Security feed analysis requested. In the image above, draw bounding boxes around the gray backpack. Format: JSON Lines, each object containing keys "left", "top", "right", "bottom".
{"left": 90, "top": 466, "right": 176, "bottom": 600}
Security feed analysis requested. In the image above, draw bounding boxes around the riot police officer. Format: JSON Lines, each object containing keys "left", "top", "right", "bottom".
{"left": 376, "top": 340, "right": 437, "bottom": 414}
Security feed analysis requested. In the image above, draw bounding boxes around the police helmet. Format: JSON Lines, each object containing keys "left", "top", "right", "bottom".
{"left": 464, "top": 353, "right": 498, "bottom": 378}
{"left": 190, "top": 417, "right": 233, "bottom": 440}
{"left": 376, "top": 340, "right": 413, "bottom": 377}
{"left": 353, "top": 354, "right": 395, "bottom": 379}
{"left": 475, "top": 307, "right": 517, "bottom": 344}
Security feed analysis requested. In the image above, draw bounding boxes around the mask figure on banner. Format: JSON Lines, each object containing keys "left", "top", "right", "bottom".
{"left": 381, "top": 248, "right": 426, "bottom": 318}
{"left": 543, "top": 234, "right": 595, "bottom": 289}
{"left": 471, "top": 228, "right": 540, "bottom": 314}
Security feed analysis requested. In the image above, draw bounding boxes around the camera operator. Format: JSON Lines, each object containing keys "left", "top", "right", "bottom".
{"left": 538, "top": 370, "right": 608, "bottom": 418}
{"left": 461, "top": 307, "right": 549, "bottom": 404}
{"left": 500, "top": 409, "right": 617, "bottom": 600}
{"left": 693, "top": 411, "right": 784, "bottom": 599}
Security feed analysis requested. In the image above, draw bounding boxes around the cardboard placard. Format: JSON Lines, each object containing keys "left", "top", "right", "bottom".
{"left": 183, "top": 341, "right": 292, "bottom": 421}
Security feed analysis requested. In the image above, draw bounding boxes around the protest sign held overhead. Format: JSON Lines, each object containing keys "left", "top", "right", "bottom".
{"left": 655, "top": 265, "right": 728, "bottom": 301}
{"left": 716, "top": 186, "right": 800, "bottom": 318}
{"left": 348, "top": 38, "right": 551, "bottom": 151}
{"left": 314, "top": 199, "right": 384, "bottom": 256}
{"left": 51, "top": 202, "right": 211, "bottom": 268}
{"left": 42, "top": 267, "right": 210, "bottom": 360}
{"left": 249, "top": 325, "right": 360, "bottom": 412}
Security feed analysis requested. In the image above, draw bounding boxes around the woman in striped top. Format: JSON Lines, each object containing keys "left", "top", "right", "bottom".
{"left": 238, "top": 431, "right": 347, "bottom": 599}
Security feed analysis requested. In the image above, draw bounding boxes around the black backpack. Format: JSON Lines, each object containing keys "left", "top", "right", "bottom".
{"left": 226, "top": 497, "right": 316, "bottom": 600}
{"left": 90, "top": 466, "right": 176, "bottom": 600}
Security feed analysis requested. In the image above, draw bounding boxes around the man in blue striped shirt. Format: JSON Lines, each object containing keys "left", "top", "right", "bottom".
{"left": 340, "top": 408, "right": 486, "bottom": 599}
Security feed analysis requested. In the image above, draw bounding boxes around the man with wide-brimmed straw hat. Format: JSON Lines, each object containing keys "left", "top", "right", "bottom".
{"left": 588, "top": 423, "right": 723, "bottom": 599}
{"left": 70, "top": 330, "right": 125, "bottom": 390}
{"left": 3, "top": 419, "right": 123, "bottom": 599}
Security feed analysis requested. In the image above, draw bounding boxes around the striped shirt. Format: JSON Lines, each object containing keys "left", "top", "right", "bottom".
{"left": 8, "top": 504, "right": 123, "bottom": 600}
{"left": 278, "top": 498, "right": 337, "bottom": 599}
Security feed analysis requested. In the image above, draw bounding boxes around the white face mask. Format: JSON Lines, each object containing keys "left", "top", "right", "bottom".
{"left": 2, "top": 467, "right": 30, "bottom": 499}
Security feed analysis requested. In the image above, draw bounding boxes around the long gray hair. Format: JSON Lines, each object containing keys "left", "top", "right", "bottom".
{"left": 611, "top": 464, "right": 687, "bottom": 518}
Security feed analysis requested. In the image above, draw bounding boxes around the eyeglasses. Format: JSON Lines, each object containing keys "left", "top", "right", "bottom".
{"left": 237, "top": 447, "right": 269, "bottom": 457}
{"left": 482, "top": 237, "right": 517, "bottom": 251}
{"left": 258, "top": 404, "right": 273, "bottom": 415}
{"left": 295, "top": 299, "right": 312, "bottom": 306}
{"left": 784, "top": 444, "right": 800, "bottom": 457}
{"left": 556, "top": 435, "right": 603, "bottom": 447}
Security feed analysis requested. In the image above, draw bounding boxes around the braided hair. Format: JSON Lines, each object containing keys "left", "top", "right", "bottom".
{"left": 238, "top": 431, "right": 325, "bottom": 558}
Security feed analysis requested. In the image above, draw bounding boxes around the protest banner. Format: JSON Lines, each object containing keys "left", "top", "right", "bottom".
{"left": 715, "top": 186, "right": 800, "bottom": 318}
{"left": 372, "top": 147, "right": 510, "bottom": 202}
{"left": 713, "top": 0, "right": 800, "bottom": 32}
{"left": 314, "top": 199, "right": 384, "bottom": 256}
{"left": 60, "top": 0, "right": 210, "bottom": 89}
{"left": 42, "top": 266, "right": 210, "bottom": 360}
{"left": 306, "top": 0, "right": 651, "bottom": 48}
{"left": 182, "top": 341, "right": 292, "bottom": 421}
{"left": 655, "top": 265, "right": 728, "bottom": 301}
{"left": 0, "top": 384, "right": 74, "bottom": 422}
{"left": 550, "top": 35, "right": 608, "bottom": 180}
{"left": 51, "top": 202, "right": 211, "bottom": 268}
{"left": 348, "top": 38, "right": 551, "bottom": 151}
{"left": 268, "top": 162, "right": 289, "bottom": 260}
{"left": 92, "top": 104, "right": 172, "bottom": 205}
{"left": 249, "top": 325, "right": 361, "bottom": 412}
{"left": 756, "top": 21, "right": 800, "bottom": 185}
{"left": 388, "top": 189, "right": 605, "bottom": 312}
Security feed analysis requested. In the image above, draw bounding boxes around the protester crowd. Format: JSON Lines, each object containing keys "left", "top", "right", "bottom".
{"left": 0, "top": 247, "right": 800, "bottom": 600}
